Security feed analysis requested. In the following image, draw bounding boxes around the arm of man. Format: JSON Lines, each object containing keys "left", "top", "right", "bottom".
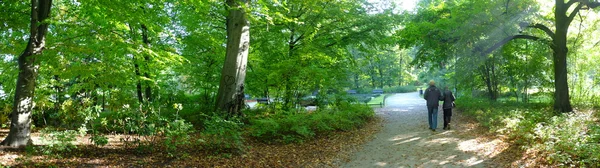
{"left": 423, "top": 88, "right": 429, "bottom": 100}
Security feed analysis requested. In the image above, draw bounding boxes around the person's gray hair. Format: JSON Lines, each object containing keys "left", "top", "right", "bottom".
{"left": 429, "top": 80, "right": 435, "bottom": 86}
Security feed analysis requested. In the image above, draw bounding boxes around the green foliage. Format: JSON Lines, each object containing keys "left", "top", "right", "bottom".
{"left": 93, "top": 104, "right": 169, "bottom": 135}
{"left": 201, "top": 114, "right": 245, "bottom": 154}
{"left": 38, "top": 128, "right": 79, "bottom": 156}
{"left": 164, "top": 119, "right": 195, "bottom": 158}
{"left": 383, "top": 86, "right": 417, "bottom": 93}
{"left": 458, "top": 97, "right": 600, "bottom": 166}
{"left": 90, "top": 134, "right": 108, "bottom": 147}
{"left": 456, "top": 96, "right": 550, "bottom": 128}
{"left": 530, "top": 112, "right": 600, "bottom": 166}
{"left": 249, "top": 104, "right": 374, "bottom": 143}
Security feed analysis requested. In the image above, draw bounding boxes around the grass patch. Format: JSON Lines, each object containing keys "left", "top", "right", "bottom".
{"left": 367, "top": 94, "right": 389, "bottom": 106}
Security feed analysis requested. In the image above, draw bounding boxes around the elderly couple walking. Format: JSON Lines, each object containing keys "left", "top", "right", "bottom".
{"left": 423, "top": 80, "right": 455, "bottom": 131}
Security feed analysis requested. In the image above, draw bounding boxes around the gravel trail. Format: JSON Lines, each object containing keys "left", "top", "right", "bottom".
{"left": 342, "top": 92, "right": 494, "bottom": 168}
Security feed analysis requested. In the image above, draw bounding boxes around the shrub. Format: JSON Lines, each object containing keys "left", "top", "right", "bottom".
{"left": 88, "top": 103, "right": 199, "bottom": 158}
{"left": 530, "top": 112, "right": 600, "bottom": 166}
{"left": 202, "top": 114, "right": 245, "bottom": 154}
{"left": 249, "top": 103, "right": 374, "bottom": 143}
{"left": 383, "top": 85, "right": 417, "bottom": 93}
{"left": 90, "top": 134, "right": 109, "bottom": 147}
{"left": 38, "top": 128, "right": 79, "bottom": 155}
{"left": 164, "top": 119, "right": 195, "bottom": 158}
{"left": 93, "top": 104, "right": 169, "bottom": 135}
{"left": 457, "top": 96, "right": 600, "bottom": 167}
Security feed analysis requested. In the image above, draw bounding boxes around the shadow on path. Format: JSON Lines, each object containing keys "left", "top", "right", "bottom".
{"left": 342, "top": 92, "right": 496, "bottom": 168}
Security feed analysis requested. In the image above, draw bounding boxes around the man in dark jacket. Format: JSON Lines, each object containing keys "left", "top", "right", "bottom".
{"left": 442, "top": 86, "right": 456, "bottom": 130}
{"left": 423, "top": 80, "right": 442, "bottom": 131}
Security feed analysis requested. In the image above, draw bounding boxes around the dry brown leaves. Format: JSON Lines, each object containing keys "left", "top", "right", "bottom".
{"left": 450, "top": 110, "right": 553, "bottom": 168}
{"left": 0, "top": 117, "right": 383, "bottom": 167}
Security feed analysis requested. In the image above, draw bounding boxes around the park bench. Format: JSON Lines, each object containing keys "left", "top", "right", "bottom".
{"left": 372, "top": 89, "right": 384, "bottom": 94}
{"left": 256, "top": 98, "right": 270, "bottom": 104}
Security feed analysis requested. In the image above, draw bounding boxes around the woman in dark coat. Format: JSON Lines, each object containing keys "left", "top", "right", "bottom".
{"left": 442, "top": 86, "right": 455, "bottom": 130}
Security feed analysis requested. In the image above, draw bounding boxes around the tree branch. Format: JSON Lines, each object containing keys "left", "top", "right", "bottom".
{"left": 568, "top": 3, "right": 584, "bottom": 24}
{"left": 585, "top": 0, "right": 600, "bottom": 8}
{"left": 566, "top": 0, "right": 578, "bottom": 8}
{"left": 527, "top": 24, "right": 555, "bottom": 39}
{"left": 324, "top": 28, "right": 372, "bottom": 48}
{"left": 292, "top": 32, "right": 305, "bottom": 45}
{"left": 504, "top": 0, "right": 510, "bottom": 14}
{"left": 481, "top": 35, "right": 541, "bottom": 56}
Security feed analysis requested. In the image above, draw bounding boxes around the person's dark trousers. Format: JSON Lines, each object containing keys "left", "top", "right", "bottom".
{"left": 443, "top": 108, "right": 452, "bottom": 129}
{"left": 427, "top": 106, "right": 438, "bottom": 130}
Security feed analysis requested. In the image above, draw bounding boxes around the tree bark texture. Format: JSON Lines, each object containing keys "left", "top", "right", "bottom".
{"left": 552, "top": 0, "right": 573, "bottom": 112}
{"left": 2, "top": 0, "right": 53, "bottom": 148}
{"left": 215, "top": 0, "right": 250, "bottom": 115}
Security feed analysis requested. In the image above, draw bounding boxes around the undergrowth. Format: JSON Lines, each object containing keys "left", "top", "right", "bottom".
{"left": 247, "top": 103, "right": 375, "bottom": 143}
{"left": 24, "top": 102, "right": 374, "bottom": 160}
{"left": 457, "top": 96, "right": 600, "bottom": 167}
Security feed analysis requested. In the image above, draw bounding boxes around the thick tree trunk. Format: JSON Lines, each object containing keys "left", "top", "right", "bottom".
{"left": 552, "top": 36, "right": 572, "bottom": 112}
{"left": 552, "top": 1, "right": 573, "bottom": 112}
{"left": 1, "top": 0, "right": 52, "bottom": 148}
{"left": 215, "top": 0, "right": 250, "bottom": 115}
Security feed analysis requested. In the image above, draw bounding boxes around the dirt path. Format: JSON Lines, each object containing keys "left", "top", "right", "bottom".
{"left": 342, "top": 92, "right": 502, "bottom": 168}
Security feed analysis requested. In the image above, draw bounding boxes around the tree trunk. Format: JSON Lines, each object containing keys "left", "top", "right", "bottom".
{"left": 141, "top": 24, "right": 153, "bottom": 102}
{"left": 128, "top": 23, "right": 145, "bottom": 104}
{"left": 354, "top": 74, "right": 359, "bottom": 89}
{"left": 552, "top": 0, "right": 573, "bottom": 113}
{"left": 283, "top": 80, "right": 293, "bottom": 110}
{"left": 283, "top": 27, "right": 296, "bottom": 110}
{"left": 481, "top": 62, "right": 497, "bottom": 101}
{"left": 215, "top": 0, "right": 250, "bottom": 115}
{"left": 398, "top": 57, "right": 404, "bottom": 86}
{"left": 377, "top": 66, "right": 384, "bottom": 88}
{"left": 491, "top": 56, "right": 499, "bottom": 101}
{"left": 1, "top": 0, "right": 53, "bottom": 148}
{"left": 133, "top": 56, "right": 144, "bottom": 103}
{"left": 263, "top": 78, "right": 269, "bottom": 98}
